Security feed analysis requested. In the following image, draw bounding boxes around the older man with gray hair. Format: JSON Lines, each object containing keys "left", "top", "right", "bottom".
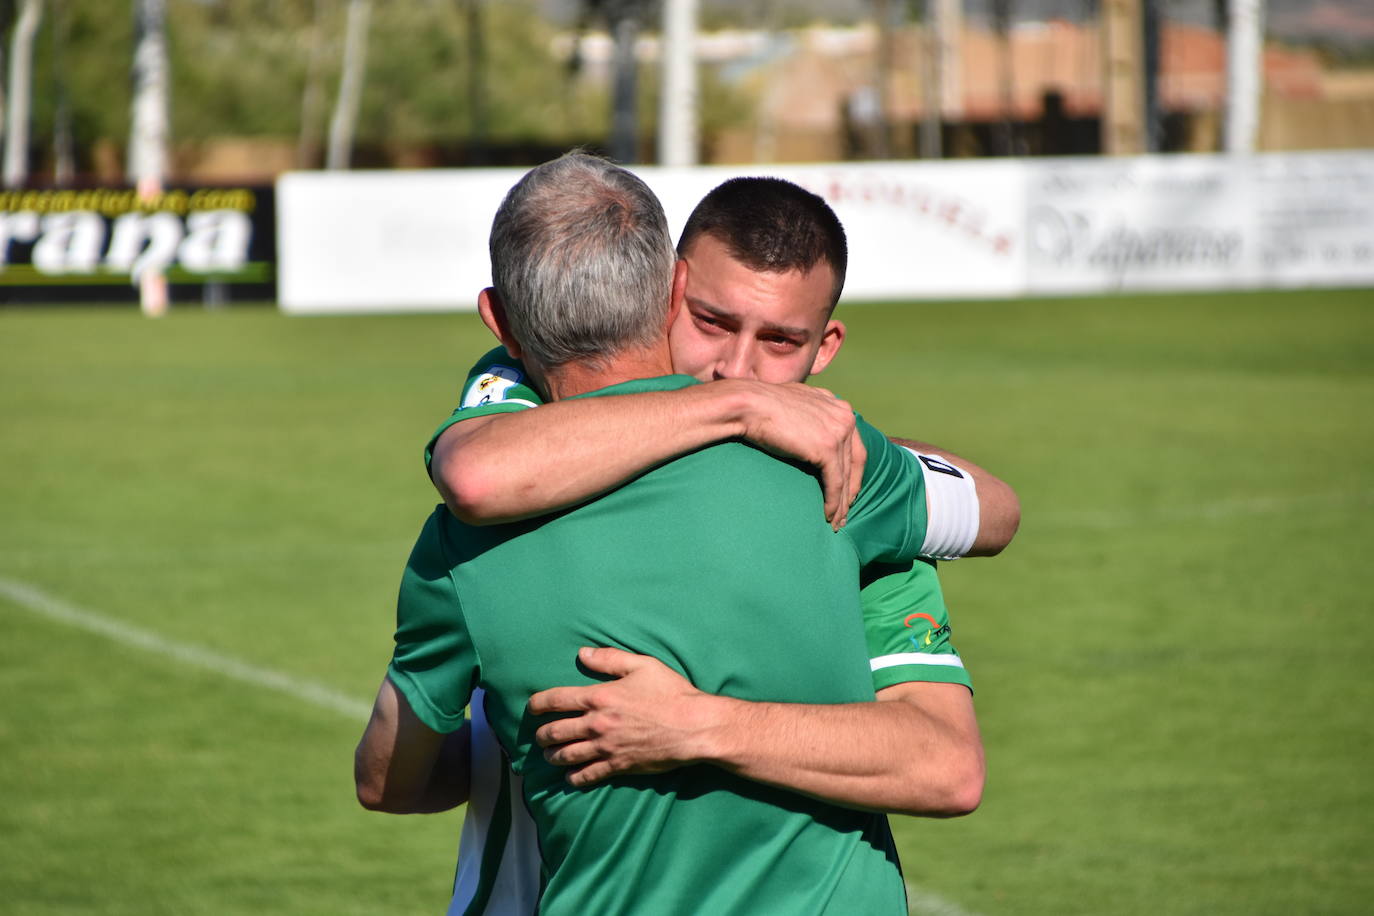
{"left": 355, "top": 152, "right": 942, "bottom": 914}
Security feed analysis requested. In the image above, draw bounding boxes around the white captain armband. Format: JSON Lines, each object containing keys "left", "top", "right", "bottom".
{"left": 902, "top": 448, "right": 979, "bottom": 559}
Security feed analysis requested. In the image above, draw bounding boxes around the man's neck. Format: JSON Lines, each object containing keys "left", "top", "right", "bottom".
{"left": 539, "top": 344, "right": 674, "bottom": 401}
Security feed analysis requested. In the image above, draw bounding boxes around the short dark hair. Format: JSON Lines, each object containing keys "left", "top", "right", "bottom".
{"left": 677, "top": 177, "right": 848, "bottom": 309}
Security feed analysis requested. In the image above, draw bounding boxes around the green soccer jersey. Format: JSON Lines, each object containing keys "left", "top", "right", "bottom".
{"left": 427, "top": 347, "right": 973, "bottom": 695}
{"left": 392, "top": 373, "right": 934, "bottom": 916}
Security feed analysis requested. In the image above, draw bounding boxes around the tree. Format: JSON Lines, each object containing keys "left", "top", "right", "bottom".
{"left": 296, "top": 0, "right": 328, "bottom": 168}
{"left": 129, "top": 0, "right": 169, "bottom": 317}
{"left": 326, "top": 0, "right": 370, "bottom": 169}
{"left": 129, "top": 0, "right": 168, "bottom": 189}
{"left": 3, "top": 0, "right": 43, "bottom": 188}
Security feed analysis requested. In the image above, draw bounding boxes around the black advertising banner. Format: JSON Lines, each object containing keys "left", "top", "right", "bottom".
{"left": 0, "top": 186, "right": 276, "bottom": 304}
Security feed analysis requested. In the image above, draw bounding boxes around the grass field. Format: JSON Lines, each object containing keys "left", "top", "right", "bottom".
{"left": 2, "top": 288, "right": 1372, "bottom": 915}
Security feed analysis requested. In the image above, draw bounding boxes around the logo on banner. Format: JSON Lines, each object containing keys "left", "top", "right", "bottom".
{"left": 0, "top": 188, "right": 262, "bottom": 285}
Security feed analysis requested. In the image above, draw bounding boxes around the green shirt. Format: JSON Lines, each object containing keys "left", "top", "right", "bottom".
{"left": 392, "top": 373, "right": 932, "bottom": 915}
{"left": 427, "top": 347, "right": 973, "bottom": 695}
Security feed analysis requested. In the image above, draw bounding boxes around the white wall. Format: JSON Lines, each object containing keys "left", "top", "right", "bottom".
{"left": 277, "top": 151, "right": 1374, "bottom": 314}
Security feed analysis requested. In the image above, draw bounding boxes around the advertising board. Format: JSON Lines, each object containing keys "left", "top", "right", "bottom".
{"left": 277, "top": 150, "right": 1373, "bottom": 314}
{"left": 1024, "top": 151, "right": 1374, "bottom": 294}
{"left": 0, "top": 186, "right": 275, "bottom": 304}
{"left": 1249, "top": 152, "right": 1374, "bottom": 288}
{"left": 278, "top": 160, "right": 1027, "bottom": 314}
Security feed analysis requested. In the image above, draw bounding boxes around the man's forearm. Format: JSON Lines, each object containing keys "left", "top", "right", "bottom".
{"left": 405, "top": 725, "right": 472, "bottom": 814}
{"left": 434, "top": 381, "right": 860, "bottom": 526}
{"left": 531, "top": 649, "right": 984, "bottom": 817}
{"left": 355, "top": 678, "right": 472, "bottom": 814}
{"left": 690, "top": 683, "right": 984, "bottom": 817}
{"left": 434, "top": 386, "right": 755, "bottom": 523}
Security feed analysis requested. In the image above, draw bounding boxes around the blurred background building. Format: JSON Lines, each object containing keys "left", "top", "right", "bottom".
{"left": 0, "top": 0, "right": 1370, "bottom": 183}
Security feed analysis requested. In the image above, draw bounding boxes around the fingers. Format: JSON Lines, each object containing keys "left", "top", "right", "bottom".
{"left": 529, "top": 647, "right": 649, "bottom": 715}
{"left": 842, "top": 429, "right": 867, "bottom": 527}
{"left": 528, "top": 684, "right": 598, "bottom": 716}
{"left": 565, "top": 761, "right": 615, "bottom": 787}
{"left": 535, "top": 713, "right": 596, "bottom": 749}
{"left": 797, "top": 387, "right": 856, "bottom": 530}
{"left": 821, "top": 452, "right": 845, "bottom": 530}
{"left": 576, "top": 645, "right": 642, "bottom": 678}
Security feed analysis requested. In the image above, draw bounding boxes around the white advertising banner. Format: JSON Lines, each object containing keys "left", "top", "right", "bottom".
{"left": 1249, "top": 152, "right": 1374, "bottom": 289}
{"left": 1025, "top": 151, "right": 1374, "bottom": 294}
{"left": 278, "top": 160, "right": 1027, "bottom": 314}
{"left": 767, "top": 161, "right": 1026, "bottom": 301}
{"left": 277, "top": 169, "right": 516, "bottom": 313}
{"left": 1025, "top": 155, "right": 1252, "bottom": 293}
{"left": 278, "top": 152, "right": 1372, "bottom": 313}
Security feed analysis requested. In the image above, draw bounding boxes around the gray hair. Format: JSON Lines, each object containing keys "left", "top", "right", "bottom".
{"left": 488, "top": 152, "right": 676, "bottom": 369}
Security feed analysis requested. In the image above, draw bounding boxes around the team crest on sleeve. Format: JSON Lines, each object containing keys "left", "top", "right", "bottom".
{"left": 903, "top": 611, "right": 952, "bottom": 649}
{"left": 462, "top": 365, "right": 523, "bottom": 409}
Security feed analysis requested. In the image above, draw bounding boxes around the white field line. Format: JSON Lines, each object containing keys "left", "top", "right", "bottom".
{"left": 3, "top": 575, "right": 983, "bottom": 916}
{"left": 906, "top": 881, "right": 984, "bottom": 916}
{"left": 0, "top": 575, "right": 371, "bottom": 721}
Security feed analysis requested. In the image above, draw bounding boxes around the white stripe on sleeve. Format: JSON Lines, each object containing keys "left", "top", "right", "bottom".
{"left": 871, "top": 652, "right": 967, "bottom": 672}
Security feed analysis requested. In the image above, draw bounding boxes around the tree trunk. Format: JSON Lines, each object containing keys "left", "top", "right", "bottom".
{"left": 1224, "top": 0, "right": 1264, "bottom": 154}
{"left": 657, "top": 0, "right": 697, "bottom": 167}
{"left": 129, "top": 0, "right": 170, "bottom": 316}
{"left": 871, "top": 0, "right": 891, "bottom": 159}
{"left": 462, "top": 0, "right": 487, "bottom": 165}
{"left": 609, "top": 11, "right": 638, "bottom": 163}
{"left": 326, "top": 0, "right": 371, "bottom": 170}
{"left": 4, "top": 0, "right": 44, "bottom": 189}
{"left": 296, "top": 0, "right": 327, "bottom": 169}
{"left": 129, "top": 0, "right": 169, "bottom": 188}
{"left": 50, "top": 0, "right": 74, "bottom": 185}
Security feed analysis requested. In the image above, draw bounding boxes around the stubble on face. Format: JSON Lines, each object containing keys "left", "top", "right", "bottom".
{"left": 668, "top": 235, "right": 838, "bottom": 385}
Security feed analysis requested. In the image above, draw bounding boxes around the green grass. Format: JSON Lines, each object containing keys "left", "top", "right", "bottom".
{"left": 2, "top": 289, "right": 1372, "bottom": 914}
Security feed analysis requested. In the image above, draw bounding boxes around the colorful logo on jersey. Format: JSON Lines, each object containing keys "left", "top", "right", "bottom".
{"left": 461, "top": 365, "right": 522, "bottom": 410}
{"left": 903, "top": 611, "right": 951, "bottom": 649}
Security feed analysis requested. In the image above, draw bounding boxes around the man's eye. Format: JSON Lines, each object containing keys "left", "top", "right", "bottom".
{"left": 695, "top": 315, "right": 726, "bottom": 331}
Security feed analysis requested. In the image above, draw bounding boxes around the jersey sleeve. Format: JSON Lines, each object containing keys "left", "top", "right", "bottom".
{"left": 386, "top": 509, "right": 480, "bottom": 733}
{"left": 859, "top": 559, "right": 972, "bottom": 693}
{"left": 423, "top": 346, "right": 546, "bottom": 472}
{"left": 840, "top": 415, "right": 929, "bottom": 566}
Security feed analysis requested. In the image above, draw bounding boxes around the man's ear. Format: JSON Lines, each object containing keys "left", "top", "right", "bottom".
{"left": 809, "top": 319, "right": 846, "bottom": 376}
{"left": 477, "top": 287, "right": 522, "bottom": 359}
{"left": 665, "top": 259, "right": 688, "bottom": 332}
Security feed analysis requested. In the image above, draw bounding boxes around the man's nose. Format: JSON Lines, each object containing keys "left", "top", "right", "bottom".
{"left": 713, "top": 341, "right": 755, "bottom": 381}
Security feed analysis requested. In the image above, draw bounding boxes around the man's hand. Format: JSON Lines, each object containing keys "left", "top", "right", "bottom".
{"left": 729, "top": 381, "right": 866, "bottom": 530}
{"left": 528, "top": 648, "right": 985, "bottom": 815}
{"left": 528, "top": 647, "right": 718, "bottom": 787}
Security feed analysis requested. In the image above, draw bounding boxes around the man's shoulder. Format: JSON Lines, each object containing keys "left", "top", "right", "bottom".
{"left": 459, "top": 346, "right": 541, "bottom": 411}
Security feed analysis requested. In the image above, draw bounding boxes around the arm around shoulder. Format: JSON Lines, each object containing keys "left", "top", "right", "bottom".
{"left": 530, "top": 648, "right": 984, "bottom": 817}
{"left": 867, "top": 681, "right": 984, "bottom": 816}
{"left": 431, "top": 381, "right": 864, "bottom": 527}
